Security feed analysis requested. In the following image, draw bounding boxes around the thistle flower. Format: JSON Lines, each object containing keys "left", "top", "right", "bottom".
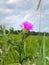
{"left": 21, "top": 21, "right": 34, "bottom": 31}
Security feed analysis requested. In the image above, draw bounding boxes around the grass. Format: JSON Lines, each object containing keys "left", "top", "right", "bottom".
{"left": 0, "top": 34, "right": 49, "bottom": 65}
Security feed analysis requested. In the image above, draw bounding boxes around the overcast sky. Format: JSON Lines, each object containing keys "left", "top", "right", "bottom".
{"left": 0, "top": 0, "right": 49, "bottom": 32}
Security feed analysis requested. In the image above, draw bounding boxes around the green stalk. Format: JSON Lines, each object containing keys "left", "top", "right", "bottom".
{"left": 10, "top": 48, "right": 16, "bottom": 62}
{"left": 37, "top": 3, "right": 42, "bottom": 65}
{"left": 43, "top": 32, "right": 46, "bottom": 65}
{"left": 24, "top": 42, "right": 26, "bottom": 56}
{"left": 37, "top": 46, "right": 42, "bottom": 65}
{"left": 2, "top": 24, "right": 6, "bottom": 36}
{"left": 36, "top": 0, "right": 41, "bottom": 10}
{"left": 22, "top": 29, "right": 26, "bottom": 56}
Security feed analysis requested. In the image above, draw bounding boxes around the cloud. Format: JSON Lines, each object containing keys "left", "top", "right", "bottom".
{"left": 0, "top": 8, "right": 13, "bottom": 14}
{"left": 5, "top": 15, "right": 17, "bottom": 21}
{"left": 42, "top": 0, "right": 49, "bottom": 5}
{"left": 24, "top": 14, "right": 31, "bottom": 20}
{"left": 6, "top": 0, "right": 17, "bottom": 4}
{"left": 23, "top": 10, "right": 35, "bottom": 20}
{"left": 0, "top": 0, "right": 49, "bottom": 32}
{"left": 3, "top": 15, "right": 19, "bottom": 24}
{"left": 44, "top": 9, "right": 49, "bottom": 15}
{"left": 44, "top": 27, "right": 49, "bottom": 32}
{"left": 37, "top": 14, "right": 44, "bottom": 18}
{"left": 5, "top": 0, "right": 37, "bottom": 10}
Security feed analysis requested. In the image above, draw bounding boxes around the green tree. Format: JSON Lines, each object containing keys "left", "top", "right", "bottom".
{"left": 9, "top": 27, "right": 14, "bottom": 34}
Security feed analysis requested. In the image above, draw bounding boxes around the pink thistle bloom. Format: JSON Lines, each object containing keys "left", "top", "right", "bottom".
{"left": 21, "top": 21, "right": 34, "bottom": 31}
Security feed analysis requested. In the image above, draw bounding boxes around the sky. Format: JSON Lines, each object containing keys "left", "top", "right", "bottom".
{"left": 0, "top": 0, "right": 49, "bottom": 32}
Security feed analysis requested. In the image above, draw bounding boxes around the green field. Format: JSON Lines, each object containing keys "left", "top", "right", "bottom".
{"left": 0, "top": 34, "right": 49, "bottom": 65}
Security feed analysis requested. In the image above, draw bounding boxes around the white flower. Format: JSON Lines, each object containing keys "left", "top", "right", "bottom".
{"left": 0, "top": 48, "right": 2, "bottom": 54}
{"left": 32, "top": 63, "right": 36, "bottom": 65}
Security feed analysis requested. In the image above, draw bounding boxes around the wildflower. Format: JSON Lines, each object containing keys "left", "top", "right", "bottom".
{"left": 0, "top": 48, "right": 2, "bottom": 54}
{"left": 32, "top": 62, "right": 36, "bottom": 65}
{"left": 32, "top": 63, "right": 36, "bottom": 65}
{"left": 21, "top": 21, "right": 34, "bottom": 31}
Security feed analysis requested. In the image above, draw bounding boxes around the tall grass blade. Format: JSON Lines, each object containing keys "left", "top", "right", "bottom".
{"left": 43, "top": 32, "right": 46, "bottom": 65}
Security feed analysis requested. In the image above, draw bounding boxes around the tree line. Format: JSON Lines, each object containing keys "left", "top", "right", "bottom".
{"left": 0, "top": 26, "right": 49, "bottom": 36}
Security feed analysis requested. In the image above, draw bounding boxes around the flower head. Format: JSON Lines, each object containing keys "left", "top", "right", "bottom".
{"left": 21, "top": 21, "right": 34, "bottom": 31}
{"left": 0, "top": 48, "right": 2, "bottom": 54}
